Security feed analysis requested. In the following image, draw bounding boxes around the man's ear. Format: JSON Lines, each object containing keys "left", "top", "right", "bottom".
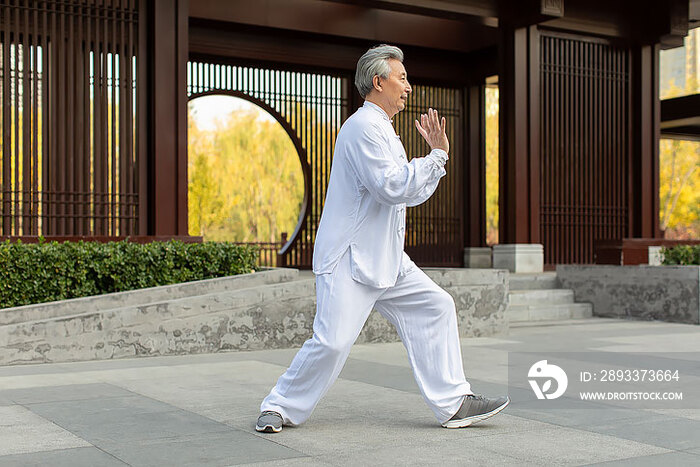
{"left": 372, "top": 75, "right": 382, "bottom": 92}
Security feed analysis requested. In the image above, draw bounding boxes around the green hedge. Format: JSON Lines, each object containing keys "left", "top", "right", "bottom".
{"left": 661, "top": 245, "right": 700, "bottom": 266}
{"left": 0, "top": 239, "right": 259, "bottom": 309}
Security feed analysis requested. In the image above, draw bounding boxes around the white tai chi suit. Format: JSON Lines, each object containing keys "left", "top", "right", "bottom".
{"left": 261, "top": 101, "right": 472, "bottom": 425}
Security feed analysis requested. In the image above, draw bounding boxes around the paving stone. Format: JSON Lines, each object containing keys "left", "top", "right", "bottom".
{"left": 644, "top": 408, "right": 700, "bottom": 422}
{"left": 0, "top": 406, "right": 90, "bottom": 456}
{"left": 464, "top": 425, "right": 668, "bottom": 465}
{"left": 232, "top": 457, "right": 334, "bottom": 467}
{"left": 587, "top": 413, "right": 700, "bottom": 451}
{"left": 99, "top": 431, "right": 306, "bottom": 467}
{"left": 20, "top": 390, "right": 304, "bottom": 465}
{"left": 326, "top": 442, "right": 533, "bottom": 466}
{"left": 586, "top": 450, "right": 700, "bottom": 466}
{"left": 26, "top": 397, "right": 232, "bottom": 444}
{"left": 506, "top": 405, "right": 654, "bottom": 430}
{"left": 0, "top": 447, "right": 128, "bottom": 467}
{"left": 0, "top": 382, "right": 133, "bottom": 404}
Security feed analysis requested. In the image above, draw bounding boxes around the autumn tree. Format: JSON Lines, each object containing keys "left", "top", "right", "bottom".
{"left": 659, "top": 71, "right": 700, "bottom": 239}
{"left": 187, "top": 100, "right": 304, "bottom": 243}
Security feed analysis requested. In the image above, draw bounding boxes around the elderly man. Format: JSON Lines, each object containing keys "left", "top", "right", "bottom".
{"left": 257, "top": 44, "right": 509, "bottom": 433}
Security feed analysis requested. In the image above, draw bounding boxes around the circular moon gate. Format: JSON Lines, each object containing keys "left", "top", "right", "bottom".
{"left": 187, "top": 93, "right": 308, "bottom": 263}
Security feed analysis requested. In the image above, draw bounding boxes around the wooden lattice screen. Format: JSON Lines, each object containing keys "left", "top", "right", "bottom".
{"left": 0, "top": 0, "right": 140, "bottom": 237}
{"left": 540, "top": 32, "right": 630, "bottom": 264}
{"left": 394, "top": 84, "right": 463, "bottom": 266}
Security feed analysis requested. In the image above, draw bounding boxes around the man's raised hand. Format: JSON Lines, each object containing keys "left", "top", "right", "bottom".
{"left": 414, "top": 107, "right": 449, "bottom": 154}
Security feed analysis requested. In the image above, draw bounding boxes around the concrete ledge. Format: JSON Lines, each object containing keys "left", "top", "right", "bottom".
{"left": 0, "top": 267, "right": 509, "bottom": 365}
{"left": 557, "top": 265, "right": 700, "bottom": 324}
{"left": 0, "top": 279, "right": 317, "bottom": 365}
{"left": 0, "top": 268, "right": 300, "bottom": 326}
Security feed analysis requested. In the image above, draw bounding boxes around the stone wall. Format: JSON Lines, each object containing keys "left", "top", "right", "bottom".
{"left": 0, "top": 268, "right": 298, "bottom": 326}
{"left": 557, "top": 265, "right": 700, "bottom": 324}
{"left": 0, "top": 279, "right": 318, "bottom": 365}
{"left": 358, "top": 268, "right": 509, "bottom": 343}
{"left": 0, "top": 268, "right": 508, "bottom": 365}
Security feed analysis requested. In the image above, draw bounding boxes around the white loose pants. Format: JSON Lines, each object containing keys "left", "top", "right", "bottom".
{"left": 260, "top": 250, "right": 472, "bottom": 425}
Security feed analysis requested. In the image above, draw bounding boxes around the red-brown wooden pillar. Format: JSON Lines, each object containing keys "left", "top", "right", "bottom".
{"left": 143, "top": 0, "right": 189, "bottom": 236}
{"left": 498, "top": 25, "right": 540, "bottom": 245}
{"left": 463, "top": 84, "right": 487, "bottom": 248}
{"left": 629, "top": 43, "right": 662, "bottom": 239}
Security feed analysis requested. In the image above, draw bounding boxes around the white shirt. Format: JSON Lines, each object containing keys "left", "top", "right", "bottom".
{"left": 312, "top": 101, "right": 448, "bottom": 288}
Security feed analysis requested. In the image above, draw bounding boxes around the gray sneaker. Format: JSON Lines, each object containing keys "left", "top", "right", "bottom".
{"left": 442, "top": 394, "right": 510, "bottom": 428}
{"left": 256, "top": 411, "right": 283, "bottom": 433}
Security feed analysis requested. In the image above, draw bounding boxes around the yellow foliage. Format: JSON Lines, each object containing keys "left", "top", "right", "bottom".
{"left": 659, "top": 75, "right": 700, "bottom": 239}
{"left": 485, "top": 86, "right": 499, "bottom": 245}
{"left": 187, "top": 105, "right": 304, "bottom": 243}
{"left": 659, "top": 139, "right": 700, "bottom": 238}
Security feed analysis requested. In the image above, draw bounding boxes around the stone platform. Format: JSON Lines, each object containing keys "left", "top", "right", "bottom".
{"left": 0, "top": 318, "right": 698, "bottom": 466}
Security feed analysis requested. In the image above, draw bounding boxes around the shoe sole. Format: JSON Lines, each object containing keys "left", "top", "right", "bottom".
{"left": 441, "top": 397, "right": 510, "bottom": 429}
{"left": 256, "top": 423, "right": 282, "bottom": 433}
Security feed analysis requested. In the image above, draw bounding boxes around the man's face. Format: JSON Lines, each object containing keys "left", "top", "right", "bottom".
{"left": 377, "top": 59, "right": 412, "bottom": 118}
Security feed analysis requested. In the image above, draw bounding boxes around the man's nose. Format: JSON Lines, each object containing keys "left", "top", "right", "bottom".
{"left": 406, "top": 81, "right": 412, "bottom": 93}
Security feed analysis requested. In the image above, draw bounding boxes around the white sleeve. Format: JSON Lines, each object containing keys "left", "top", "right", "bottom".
{"left": 346, "top": 124, "right": 447, "bottom": 206}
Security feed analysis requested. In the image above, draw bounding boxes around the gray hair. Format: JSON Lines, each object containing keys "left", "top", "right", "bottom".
{"left": 354, "top": 44, "right": 404, "bottom": 98}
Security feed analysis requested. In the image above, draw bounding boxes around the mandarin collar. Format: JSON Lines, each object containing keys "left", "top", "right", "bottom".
{"left": 363, "top": 100, "right": 392, "bottom": 122}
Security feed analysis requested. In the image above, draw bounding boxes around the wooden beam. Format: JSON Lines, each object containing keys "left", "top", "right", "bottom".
{"left": 659, "top": 0, "right": 689, "bottom": 48}
{"left": 189, "top": 20, "right": 497, "bottom": 86}
{"left": 660, "top": 94, "right": 700, "bottom": 141}
{"left": 498, "top": 0, "right": 564, "bottom": 29}
{"left": 189, "top": 0, "right": 499, "bottom": 54}
{"left": 540, "top": 0, "right": 688, "bottom": 44}
{"left": 619, "top": 0, "right": 689, "bottom": 47}
{"left": 320, "top": 0, "right": 498, "bottom": 22}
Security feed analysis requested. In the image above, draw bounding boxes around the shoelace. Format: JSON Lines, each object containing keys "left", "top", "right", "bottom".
{"left": 260, "top": 410, "right": 281, "bottom": 417}
{"left": 465, "top": 394, "right": 486, "bottom": 401}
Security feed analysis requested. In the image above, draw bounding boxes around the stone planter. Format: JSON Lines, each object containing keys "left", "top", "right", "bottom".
{"left": 557, "top": 265, "right": 700, "bottom": 324}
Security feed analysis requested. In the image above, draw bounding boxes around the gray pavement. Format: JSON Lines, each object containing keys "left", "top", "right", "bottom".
{"left": 1, "top": 317, "right": 699, "bottom": 466}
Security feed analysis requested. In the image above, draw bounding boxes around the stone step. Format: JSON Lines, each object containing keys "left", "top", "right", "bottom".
{"left": 510, "top": 317, "right": 603, "bottom": 328}
{"left": 507, "top": 289, "right": 574, "bottom": 306}
{"left": 0, "top": 268, "right": 301, "bottom": 326}
{"left": 509, "top": 272, "right": 559, "bottom": 290}
{"left": 507, "top": 303, "right": 593, "bottom": 322}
